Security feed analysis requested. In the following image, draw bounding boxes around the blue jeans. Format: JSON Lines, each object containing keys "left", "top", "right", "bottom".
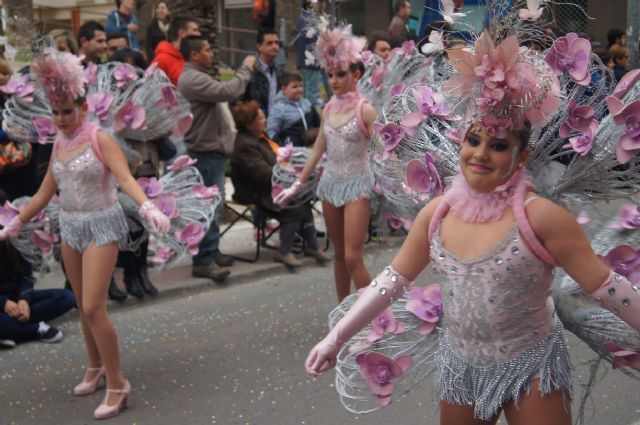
{"left": 0, "top": 289, "right": 75, "bottom": 342}
{"left": 301, "top": 68, "right": 321, "bottom": 107}
{"left": 187, "top": 150, "right": 227, "bottom": 267}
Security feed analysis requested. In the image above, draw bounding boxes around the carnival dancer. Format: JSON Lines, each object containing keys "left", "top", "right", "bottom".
{"left": 304, "top": 4, "right": 640, "bottom": 424}
{"left": 0, "top": 51, "right": 171, "bottom": 419}
{"left": 274, "top": 22, "right": 377, "bottom": 301}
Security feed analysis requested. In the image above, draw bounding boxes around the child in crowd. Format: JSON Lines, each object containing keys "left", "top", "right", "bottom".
{"left": 266, "top": 72, "right": 321, "bottom": 147}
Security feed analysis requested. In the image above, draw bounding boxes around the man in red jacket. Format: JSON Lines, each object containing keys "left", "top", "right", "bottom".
{"left": 152, "top": 16, "right": 200, "bottom": 85}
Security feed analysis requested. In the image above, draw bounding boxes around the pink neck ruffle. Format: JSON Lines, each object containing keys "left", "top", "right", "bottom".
{"left": 324, "top": 89, "right": 363, "bottom": 115}
{"left": 55, "top": 120, "right": 93, "bottom": 152}
{"left": 444, "top": 169, "right": 526, "bottom": 223}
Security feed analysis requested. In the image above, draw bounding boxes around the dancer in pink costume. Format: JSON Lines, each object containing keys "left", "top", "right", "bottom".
{"left": 0, "top": 51, "right": 170, "bottom": 420}
{"left": 304, "top": 4, "right": 640, "bottom": 424}
{"left": 275, "top": 22, "right": 377, "bottom": 301}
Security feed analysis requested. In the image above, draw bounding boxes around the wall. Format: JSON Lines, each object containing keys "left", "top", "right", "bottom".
{"left": 587, "top": 0, "right": 627, "bottom": 46}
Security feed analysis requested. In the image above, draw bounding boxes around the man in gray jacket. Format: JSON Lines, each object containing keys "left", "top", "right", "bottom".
{"left": 178, "top": 35, "right": 256, "bottom": 282}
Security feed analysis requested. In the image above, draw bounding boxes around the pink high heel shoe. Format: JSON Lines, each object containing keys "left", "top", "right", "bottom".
{"left": 73, "top": 367, "right": 105, "bottom": 396}
{"left": 94, "top": 379, "right": 131, "bottom": 420}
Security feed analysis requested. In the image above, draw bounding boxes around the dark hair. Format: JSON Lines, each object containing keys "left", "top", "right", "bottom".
{"left": 349, "top": 61, "right": 365, "bottom": 77}
{"left": 112, "top": 47, "right": 147, "bottom": 68}
{"left": 368, "top": 31, "right": 390, "bottom": 52}
{"left": 514, "top": 119, "right": 532, "bottom": 151}
{"left": 180, "top": 35, "right": 207, "bottom": 62}
{"left": 0, "top": 188, "right": 7, "bottom": 205}
{"left": 394, "top": 0, "right": 410, "bottom": 13}
{"left": 607, "top": 28, "right": 626, "bottom": 48}
{"left": 257, "top": 27, "right": 278, "bottom": 45}
{"left": 231, "top": 100, "right": 261, "bottom": 132}
{"left": 280, "top": 72, "right": 302, "bottom": 88}
{"left": 168, "top": 16, "right": 198, "bottom": 42}
{"left": 77, "top": 21, "right": 105, "bottom": 45}
{"left": 107, "top": 31, "right": 128, "bottom": 43}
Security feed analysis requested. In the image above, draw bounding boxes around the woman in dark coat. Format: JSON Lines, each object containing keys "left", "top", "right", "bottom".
{"left": 230, "top": 101, "right": 330, "bottom": 267}
{"left": 145, "top": 1, "right": 170, "bottom": 62}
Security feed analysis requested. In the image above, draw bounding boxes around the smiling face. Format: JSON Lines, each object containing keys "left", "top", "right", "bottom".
{"left": 282, "top": 80, "right": 303, "bottom": 101}
{"left": 327, "top": 66, "right": 360, "bottom": 96}
{"left": 155, "top": 1, "right": 169, "bottom": 20}
{"left": 50, "top": 99, "right": 87, "bottom": 138}
{"left": 460, "top": 123, "right": 530, "bottom": 192}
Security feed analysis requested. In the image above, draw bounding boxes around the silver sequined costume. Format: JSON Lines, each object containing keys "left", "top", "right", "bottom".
{"left": 430, "top": 215, "right": 572, "bottom": 420}
{"left": 52, "top": 124, "right": 128, "bottom": 252}
{"left": 316, "top": 114, "right": 374, "bottom": 207}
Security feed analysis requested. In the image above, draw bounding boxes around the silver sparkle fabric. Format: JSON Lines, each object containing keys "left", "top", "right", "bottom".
{"left": 316, "top": 115, "right": 374, "bottom": 207}
{"left": 52, "top": 142, "right": 128, "bottom": 252}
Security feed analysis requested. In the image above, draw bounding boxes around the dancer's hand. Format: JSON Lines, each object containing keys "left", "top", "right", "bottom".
{"left": 305, "top": 338, "right": 340, "bottom": 377}
{"left": 140, "top": 201, "right": 171, "bottom": 234}
{"left": 273, "top": 180, "right": 304, "bottom": 207}
{"left": 0, "top": 215, "right": 25, "bottom": 240}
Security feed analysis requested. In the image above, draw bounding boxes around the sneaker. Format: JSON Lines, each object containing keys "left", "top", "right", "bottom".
{"left": 304, "top": 248, "right": 332, "bottom": 263}
{"left": 192, "top": 264, "right": 231, "bottom": 283}
{"left": 274, "top": 252, "right": 303, "bottom": 267}
{"left": 213, "top": 250, "right": 234, "bottom": 267}
{"left": 37, "top": 322, "right": 63, "bottom": 343}
{"left": 0, "top": 339, "right": 16, "bottom": 349}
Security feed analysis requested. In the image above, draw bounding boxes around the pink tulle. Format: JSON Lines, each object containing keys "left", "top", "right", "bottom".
{"left": 324, "top": 89, "right": 364, "bottom": 115}
{"left": 444, "top": 169, "right": 526, "bottom": 223}
{"left": 315, "top": 25, "right": 365, "bottom": 70}
{"left": 31, "top": 51, "right": 87, "bottom": 103}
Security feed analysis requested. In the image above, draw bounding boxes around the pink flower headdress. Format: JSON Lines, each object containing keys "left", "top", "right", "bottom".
{"left": 313, "top": 23, "right": 365, "bottom": 70}
{"left": 31, "top": 50, "right": 87, "bottom": 103}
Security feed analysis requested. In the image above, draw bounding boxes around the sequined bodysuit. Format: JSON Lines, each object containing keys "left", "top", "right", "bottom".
{"left": 52, "top": 124, "right": 128, "bottom": 252}
{"left": 316, "top": 115, "right": 374, "bottom": 207}
{"left": 428, "top": 204, "right": 572, "bottom": 420}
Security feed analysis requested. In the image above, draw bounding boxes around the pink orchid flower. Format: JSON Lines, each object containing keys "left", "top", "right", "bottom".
{"left": 560, "top": 99, "right": 597, "bottom": 137}
{"left": 475, "top": 86, "right": 506, "bottom": 110}
{"left": 152, "top": 246, "right": 175, "bottom": 264}
{"left": 172, "top": 114, "right": 193, "bottom": 137}
{"left": 277, "top": 143, "right": 295, "bottom": 161}
{"left": 405, "top": 284, "right": 442, "bottom": 335}
{"left": 32, "top": 116, "right": 56, "bottom": 144}
{"left": 114, "top": 63, "right": 139, "bottom": 87}
{"left": 611, "top": 203, "right": 640, "bottom": 230}
{"left": 84, "top": 61, "right": 98, "bottom": 85}
{"left": 32, "top": 230, "right": 59, "bottom": 254}
{"left": 613, "top": 69, "right": 640, "bottom": 99}
{"left": 603, "top": 342, "right": 640, "bottom": 369}
{"left": 396, "top": 39, "right": 415, "bottom": 59}
{"left": 400, "top": 86, "right": 453, "bottom": 136}
{"left": 153, "top": 193, "right": 179, "bottom": 219}
{"left": 368, "top": 306, "right": 406, "bottom": 343}
{"left": 606, "top": 96, "right": 640, "bottom": 164}
{"left": 114, "top": 101, "right": 146, "bottom": 131}
{"left": 356, "top": 351, "right": 412, "bottom": 407}
{"left": 405, "top": 153, "right": 443, "bottom": 195}
{"left": 370, "top": 64, "right": 387, "bottom": 90}
{"left": 156, "top": 86, "right": 180, "bottom": 109}
{"left": 87, "top": 92, "right": 114, "bottom": 122}
{"left": 373, "top": 122, "right": 405, "bottom": 159}
{"left": 0, "top": 74, "right": 34, "bottom": 102}
{"left": 390, "top": 83, "right": 406, "bottom": 96}
{"left": 175, "top": 222, "right": 206, "bottom": 255}
{"left": 504, "top": 61, "right": 539, "bottom": 104}
{"left": 192, "top": 184, "right": 219, "bottom": 200}
{"left": 144, "top": 62, "right": 158, "bottom": 79}
{"left": 167, "top": 154, "right": 198, "bottom": 172}
{"left": 0, "top": 201, "right": 19, "bottom": 226}
{"left": 386, "top": 215, "right": 412, "bottom": 231}
{"left": 545, "top": 33, "right": 591, "bottom": 86}
{"left": 563, "top": 121, "right": 597, "bottom": 156}
{"left": 600, "top": 245, "right": 640, "bottom": 284}
{"left": 137, "top": 177, "right": 163, "bottom": 198}
{"left": 481, "top": 114, "right": 512, "bottom": 139}
{"left": 446, "top": 128, "right": 463, "bottom": 144}
{"left": 361, "top": 50, "right": 374, "bottom": 65}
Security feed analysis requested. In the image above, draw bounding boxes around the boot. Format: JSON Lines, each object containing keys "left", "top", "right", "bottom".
{"left": 108, "top": 277, "right": 127, "bottom": 302}
{"left": 121, "top": 251, "right": 145, "bottom": 299}
{"left": 138, "top": 266, "right": 159, "bottom": 296}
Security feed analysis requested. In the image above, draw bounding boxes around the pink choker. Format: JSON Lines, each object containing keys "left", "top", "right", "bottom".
{"left": 55, "top": 120, "right": 93, "bottom": 152}
{"left": 324, "top": 89, "right": 363, "bottom": 114}
{"left": 443, "top": 169, "right": 526, "bottom": 223}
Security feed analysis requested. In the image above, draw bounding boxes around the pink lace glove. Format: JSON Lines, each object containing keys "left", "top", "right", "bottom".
{"left": 305, "top": 266, "right": 413, "bottom": 377}
{"left": 0, "top": 215, "right": 26, "bottom": 240}
{"left": 592, "top": 271, "right": 640, "bottom": 332}
{"left": 273, "top": 180, "right": 304, "bottom": 208}
{"left": 139, "top": 201, "right": 171, "bottom": 234}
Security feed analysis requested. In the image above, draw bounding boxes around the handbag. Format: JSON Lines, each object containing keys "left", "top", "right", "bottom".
{"left": 156, "top": 137, "right": 177, "bottom": 161}
{"left": 0, "top": 140, "right": 32, "bottom": 174}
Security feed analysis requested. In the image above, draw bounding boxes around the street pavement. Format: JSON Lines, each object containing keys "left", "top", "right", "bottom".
{"left": 2, "top": 240, "right": 640, "bottom": 425}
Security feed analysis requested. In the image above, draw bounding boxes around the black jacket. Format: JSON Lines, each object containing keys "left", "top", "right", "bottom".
{"left": 0, "top": 241, "right": 33, "bottom": 307}
{"left": 238, "top": 64, "right": 283, "bottom": 117}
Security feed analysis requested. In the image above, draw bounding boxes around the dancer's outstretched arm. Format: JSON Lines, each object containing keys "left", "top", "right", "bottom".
{"left": 527, "top": 197, "right": 640, "bottom": 331}
{"left": 305, "top": 197, "right": 442, "bottom": 376}
{"left": 97, "top": 131, "right": 170, "bottom": 234}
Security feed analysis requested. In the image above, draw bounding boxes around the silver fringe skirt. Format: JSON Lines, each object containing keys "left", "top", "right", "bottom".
{"left": 436, "top": 319, "right": 573, "bottom": 421}
{"left": 59, "top": 202, "right": 129, "bottom": 252}
{"left": 316, "top": 171, "right": 375, "bottom": 207}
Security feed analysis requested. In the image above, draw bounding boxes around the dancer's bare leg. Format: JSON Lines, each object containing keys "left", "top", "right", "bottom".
{"left": 322, "top": 201, "right": 349, "bottom": 301}
{"left": 343, "top": 198, "right": 371, "bottom": 290}
{"left": 61, "top": 242, "right": 102, "bottom": 380}
{"left": 503, "top": 378, "right": 571, "bottom": 425}
{"left": 81, "top": 242, "right": 126, "bottom": 405}
{"left": 440, "top": 401, "right": 499, "bottom": 425}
